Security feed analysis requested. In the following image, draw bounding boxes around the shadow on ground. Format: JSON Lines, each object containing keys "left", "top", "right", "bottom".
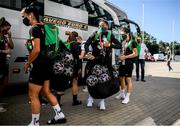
{"left": 0, "top": 76, "right": 180, "bottom": 125}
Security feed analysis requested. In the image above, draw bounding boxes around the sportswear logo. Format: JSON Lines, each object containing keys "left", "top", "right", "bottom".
{"left": 34, "top": 118, "right": 39, "bottom": 125}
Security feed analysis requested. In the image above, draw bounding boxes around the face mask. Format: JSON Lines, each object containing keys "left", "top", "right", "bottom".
{"left": 98, "top": 27, "right": 106, "bottom": 34}
{"left": 137, "top": 39, "right": 141, "bottom": 43}
{"left": 2, "top": 30, "right": 8, "bottom": 35}
{"left": 23, "top": 17, "right": 30, "bottom": 26}
{"left": 122, "top": 34, "right": 127, "bottom": 41}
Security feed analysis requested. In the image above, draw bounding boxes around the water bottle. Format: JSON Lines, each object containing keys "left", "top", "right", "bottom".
{"left": 26, "top": 39, "right": 33, "bottom": 52}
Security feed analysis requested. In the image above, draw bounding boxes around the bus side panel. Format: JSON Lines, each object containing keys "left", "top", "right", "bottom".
{"left": 0, "top": 7, "right": 29, "bottom": 85}
{"left": 44, "top": 0, "right": 88, "bottom": 41}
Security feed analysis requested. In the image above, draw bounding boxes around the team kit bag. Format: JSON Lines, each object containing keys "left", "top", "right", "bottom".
{"left": 86, "top": 64, "right": 119, "bottom": 99}
{"left": 52, "top": 43, "right": 74, "bottom": 78}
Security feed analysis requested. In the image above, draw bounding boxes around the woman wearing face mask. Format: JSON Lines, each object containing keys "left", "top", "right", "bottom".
{"left": 21, "top": 6, "right": 66, "bottom": 126}
{"left": 0, "top": 17, "right": 14, "bottom": 112}
{"left": 85, "top": 19, "right": 121, "bottom": 110}
{"left": 115, "top": 27, "right": 138, "bottom": 104}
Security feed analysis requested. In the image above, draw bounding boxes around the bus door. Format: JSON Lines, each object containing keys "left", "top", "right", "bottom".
{"left": 111, "top": 24, "right": 122, "bottom": 75}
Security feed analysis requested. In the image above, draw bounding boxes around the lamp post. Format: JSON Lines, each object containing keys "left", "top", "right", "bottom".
{"left": 142, "top": 3, "right": 144, "bottom": 42}
{"left": 172, "top": 20, "right": 175, "bottom": 61}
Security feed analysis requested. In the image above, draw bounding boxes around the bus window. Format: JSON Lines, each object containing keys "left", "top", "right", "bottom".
{"left": 87, "top": 1, "right": 112, "bottom": 27}
{"left": 104, "top": 2, "right": 127, "bottom": 20}
{"left": 50, "top": 0, "right": 86, "bottom": 11}
{"left": 22, "top": 0, "right": 44, "bottom": 18}
{"left": 0, "top": 0, "right": 22, "bottom": 10}
{"left": 49, "top": 0, "right": 112, "bottom": 27}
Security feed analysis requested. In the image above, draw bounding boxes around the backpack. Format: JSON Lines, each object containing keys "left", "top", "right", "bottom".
{"left": 26, "top": 23, "right": 60, "bottom": 60}
{"left": 42, "top": 23, "right": 60, "bottom": 60}
{"left": 52, "top": 41, "right": 75, "bottom": 78}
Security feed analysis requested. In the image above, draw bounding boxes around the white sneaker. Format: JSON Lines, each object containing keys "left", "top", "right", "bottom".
{"left": 115, "top": 92, "right": 126, "bottom": 100}
{"left": 0, "top": 106, "right": 7, "bottom": 112}
{"left": 122, "top": 96, "right": 130, "bottom": 104}
{"left": 87, "top": 100, "right": 93, "bottom": 107}
{"left": 87, "top": 96, "right": 94, "bottom": 107}
{"left": 28, "top": 122, "right": 39, "bottom": 126}
{"left": 82, "top": 86, "right": 88, "bottom": 92}
{"left": 99, "top": 100, "right": 106, "bottom": 110}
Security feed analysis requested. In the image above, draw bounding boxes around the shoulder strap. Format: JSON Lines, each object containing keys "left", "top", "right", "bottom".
{"left": 62, "top": 41, "right": 75, "bottom": 50}
{"left": 95, "top": 33, "right": 99, "bottom": 41}
{"left": 94, "top": 32, "right": 103, "bottom": 48}
{"left": 95, "top": 32, "right": 111, "bottom": 42}
{"left": 127, "top": 40, "right": 132, "bottom": 49}
{"left": 107, "top": 32, "right": 111, "bottom": 42}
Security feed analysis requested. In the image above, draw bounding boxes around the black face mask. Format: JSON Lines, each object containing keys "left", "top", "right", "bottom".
{"left": 23, "top": 17, "right": 30, "bottom": 26}
{"left": 122, "top": 34, "right": 127, "bottom": 41}
{"left": 3, "top": 31, "right": 8, "bottom": 35}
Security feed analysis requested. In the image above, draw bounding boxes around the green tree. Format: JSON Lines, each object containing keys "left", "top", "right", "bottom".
{"left": 135, "top": 31, "right": 159, "bottom": 55}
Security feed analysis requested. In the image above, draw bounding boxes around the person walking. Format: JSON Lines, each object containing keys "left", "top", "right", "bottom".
{"left": 166, "top": 47, "right": 173, "bottom": 71}
{"left": 21, "top": 6, "right": 66, "bottom": 125}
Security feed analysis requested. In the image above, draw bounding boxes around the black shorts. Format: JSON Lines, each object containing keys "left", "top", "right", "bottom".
{"left": 119, "top": 63, "right": 134, "bottom": 77}
{"left": 73, "top": 60, "right": 82, "bottom": 78}
{"left": 50, "top": 74, "right": 72, "bottom": 91}
{"left": 29, "top": 58, "right": 52, "bottom": 86}
{"left": 0, "top": 64, "right": 9, "bottom": 78}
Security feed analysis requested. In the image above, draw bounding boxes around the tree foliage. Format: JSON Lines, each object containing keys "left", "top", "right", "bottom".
{"left": 134, "top": 31, "right": 180, "bottom": 55}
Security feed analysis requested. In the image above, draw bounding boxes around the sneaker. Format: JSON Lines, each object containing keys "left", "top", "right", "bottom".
{"left": 99, "top": 100, "right": 106, "bottom": 111}
{"left": 47, "top": 118, "right": 67, "bottom": 125}
{"left": 72, "top": 100, "right": 82, "bottom": 106}
{"left": 87, "top": 99, "right": 94, "bottom": 107}
{"left": 82, "top": 86, "right": 88, "bottom": 92}
{"left": 141, "top": 79, "right": 146, "bottom": 82}
{"left": 28, "top": 122, "right": 39, "bottom": 126}
{"left": 136, "top": 78, "right": 139, "bottom": 81}
{"left": 115, "top": 92, "right": 126, "bottom": 100}
{"left": 0, "top": 106, "right": 6, "bottom": 112}
{"left": 122, "top": 96, "right": 130, "bottom": 104}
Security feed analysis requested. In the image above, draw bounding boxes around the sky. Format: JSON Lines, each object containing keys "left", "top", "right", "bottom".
{"left": 108, "top": 0, "right": 180, "bottom": 43}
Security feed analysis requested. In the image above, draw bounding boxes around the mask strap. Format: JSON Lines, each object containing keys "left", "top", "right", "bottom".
{"left": 99, "top": 33, "right": 103, "bottom": 48}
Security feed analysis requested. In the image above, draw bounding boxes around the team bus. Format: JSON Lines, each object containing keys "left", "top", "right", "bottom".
{"left": 0, "top": 0, "right": 140, "bottom": 85}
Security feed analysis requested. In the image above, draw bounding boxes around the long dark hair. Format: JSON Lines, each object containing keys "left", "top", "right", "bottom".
{"left": 0, "top": 17, "right": 11, "bottom": 27}
{"left": 0, "top": 17, "right": 11, "bottom": 33}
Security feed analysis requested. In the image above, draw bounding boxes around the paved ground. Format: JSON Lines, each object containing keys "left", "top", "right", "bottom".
{"left": 0, "top": 61, "right": 180, "bottom": 125}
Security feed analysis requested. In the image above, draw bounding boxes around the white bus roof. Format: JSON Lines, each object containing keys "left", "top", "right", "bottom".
{"left": 104, "top": 1, "right": 127, "bottom": 20}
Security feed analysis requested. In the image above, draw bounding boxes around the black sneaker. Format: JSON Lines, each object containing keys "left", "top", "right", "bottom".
{"left": 136, "top": 78, "right": 139, "bottom": 81}
{"left": 40, "top": 98, "right": 48, "bottom": 105}
{"left": 141, "top": 79, "right": 146, "bottom": 82}
{"left": 72, "top": 100, "right": 82, "bottom": 106}
{"left": 47, "top": 118, "right": 67, "bottom": 125}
